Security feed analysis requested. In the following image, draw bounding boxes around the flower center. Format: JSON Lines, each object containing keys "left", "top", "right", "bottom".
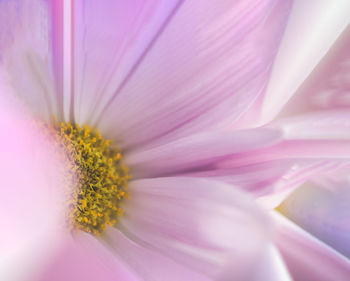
{"left": 54, "top": 121, "right": 130, "bottom": 235}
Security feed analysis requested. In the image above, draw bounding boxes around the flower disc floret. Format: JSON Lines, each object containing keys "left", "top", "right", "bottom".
{"left": 55, "top": 121, "right": 130, "bottom": 235}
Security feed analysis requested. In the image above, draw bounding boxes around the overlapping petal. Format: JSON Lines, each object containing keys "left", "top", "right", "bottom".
{"left": 278, "top": 26, "right": 350, "bottom": 117}
{"left": 125, "top": 128, "right": 282, "bottom": 177}
{"left": 92, "top": 0, "right": 292, "bottom": 149}
{"left": 125, "top": 113, "right": 350, "bottom": 206}
{"left": 101, "top": 228, "right": 212, "bottom": 281}
{"left": 260, "top": 0, "right": 350, "bottom": 123}
{"left": 278, "top": 178, "right": 350, "bottom": 259}
{"left": 265, "top": 111, "right": 350, "bottom": 159}
{"left": 273, "top": 212, "right": 350, "bottom": 281}
{"left": 70, "top": 0, "right": 182, "bottom": 126}
{"left": 106, "top": 177, "right": 271, "bottom": 280}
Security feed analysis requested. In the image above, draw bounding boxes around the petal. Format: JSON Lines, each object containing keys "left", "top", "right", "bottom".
{"left": 0, "top": 0, "right": 61, "bottom": 122}
{"left": 101, "top": 228, "right": 212, "bottom": 281}
{"left": 261, "top": 0, "right": 350, "bottom": 123}
{"left": 278, "top": 179, "right": 350, "bottom": 258}
{"left": 125, "top": 128, "right": 282, "bottom": 177}
{"left": 222, "top": 111, "right": 350, "bottom": 170}
{"left": 252, "top": 244, "right": 292, "bottom": 281}
{"left": 94, "top": 0, "right": 292, "bottom": 149}
{"left": 103, "top": 235, "right": 292, "bottom": 281}
{"left": 191, "top": 159, "right": 341, "bottom": 205}
{"left": 109, "top": 177, "right": 272, "bottom": 280}
{"left": 70, "top": 0, "right": 182, "bottom": 125}
{"left": 0, "top": 90, "right": 67, "bottom": 281}
{"left": 126, "top": 122, "right": 349, "bottom": 206}
{"left": 264, "top": 111, "right": 350, "bottom": 159}
{"left": 278, "top": 26, "right": 350, "bottom": 117}
{"left": 35, "top": 234, "right": 139, "bottom": 281}
{"left": 273, "top": 212, "right": 350, "bottom": 281}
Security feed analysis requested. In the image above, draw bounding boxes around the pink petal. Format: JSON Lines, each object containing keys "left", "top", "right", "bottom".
{"left": 0, "top": 0, "right": 60, "bottom": 122}
{"left": 94, "top": 0, "right": 292, "bottom": 149}
{"left": 216, "top": 111, "right": 350, "bottom": 180}
{"left": 273, "top": 212, "right": 350, "bottom": 281}
{"left": 112, "top": 177, "right": 272, "bottom": 280}
{"left": 278, "top": 179, "right": 350, "bottom": 258}
{"left": 227, "top": 111, "right": 350, "bottom": 204}
{"left": 126, "top": 121, "right": 349, "bottom": 206}
{"left": 190, "top": 159, "right": 335, "bottom": 202}
{"left": 35, "top": 234, "right": 139, "bottom": 281}
{"left": 102, "top": 228, "right": 212, "bottom": 281}
{"left": 252, "top": 244, "right": 292, "bottom": 281}
{"left": 278, "top": 26, "right": 350, "bottom": 117}
{"left": 0, "top": 91, "right": 67, "bottom": 281}
{"left": 261, "top": 0, "right": 350, "bottom": 123}
{"left": 264, "top": 111, "right": 350, "bottom": 159}
{"left": 69, "top": 0, "right": 181, "bottom": 125}
{"left": 125, "top": 128, "right": 282, "bottom": 177}
{"left": 104, "top": 234, "right": 292, "bottom": 281}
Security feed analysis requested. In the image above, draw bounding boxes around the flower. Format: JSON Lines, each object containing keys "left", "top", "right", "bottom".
{"left": 1, "top": 1, "right": 350, "bottom": 281}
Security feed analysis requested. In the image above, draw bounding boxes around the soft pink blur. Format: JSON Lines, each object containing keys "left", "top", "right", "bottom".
{"left": 0, "top": 75, "right": 67, "bottom": 281}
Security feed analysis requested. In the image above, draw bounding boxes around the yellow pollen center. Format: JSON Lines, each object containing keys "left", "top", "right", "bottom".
{"left": 54, "top": 121, "right": 130, "bottom": 235}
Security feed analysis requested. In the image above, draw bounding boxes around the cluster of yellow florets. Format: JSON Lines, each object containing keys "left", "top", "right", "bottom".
{"left": 54, "top": 120, "right": 130, "bottom": 235}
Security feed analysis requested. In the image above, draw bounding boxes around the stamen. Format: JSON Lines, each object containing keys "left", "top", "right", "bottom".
{"left": 54, "top": 120, "right": 131, "bottom": 235}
